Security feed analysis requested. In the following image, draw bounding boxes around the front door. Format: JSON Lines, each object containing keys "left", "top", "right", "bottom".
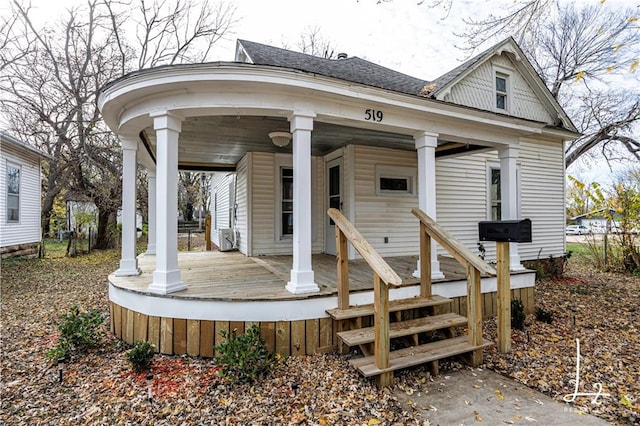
{"left": 325, "top": 157, "right": 342, "bottom": 255}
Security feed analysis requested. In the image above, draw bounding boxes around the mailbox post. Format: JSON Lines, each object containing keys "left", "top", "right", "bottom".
{"left": 478, "top": 219, "right": 532, "bottom": 353}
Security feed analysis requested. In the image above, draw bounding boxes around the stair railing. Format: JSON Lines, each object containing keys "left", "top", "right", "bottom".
{"left": 412, "top": 208, "right": 497, "bottom": 365}
{"left": 327, "top": 208, "right": 401, "bottom": 385}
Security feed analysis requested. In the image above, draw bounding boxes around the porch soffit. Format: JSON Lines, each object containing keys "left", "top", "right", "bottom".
{"left": 140, "top": 115, "right": 489, "bottom": 170}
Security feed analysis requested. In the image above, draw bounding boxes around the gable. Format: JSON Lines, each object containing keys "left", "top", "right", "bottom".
{"left": 443, "top": 53, "right": 555, "bottom": 125}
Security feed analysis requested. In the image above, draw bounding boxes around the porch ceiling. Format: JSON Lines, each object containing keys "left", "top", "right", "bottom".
{"left": 141, "top": 115, "right": 485, "bottom": 171}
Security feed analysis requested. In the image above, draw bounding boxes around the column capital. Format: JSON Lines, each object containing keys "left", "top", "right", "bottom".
{"left": 499, "top": 145, "right": 519, "bottom": 159}
{"left": 120, "top": 137, "right": 139, "bottom": 151}
{"left": 289, "top": 110, "right": 316, "bottom": 132}
{"left": 150, "top": 110, "right": 183, "bottom": 132}
{"left": 414, "top": 132, "right": 439, "bottom": 149}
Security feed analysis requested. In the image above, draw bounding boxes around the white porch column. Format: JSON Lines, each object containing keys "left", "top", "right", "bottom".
{"left": 116, "top": 138, "right": 141, "bottom": 276}
{"left": 414, "top": 132, "right": 444, "bottom": 280}
{"left": 286, "top": 111, "right": 320, "bottom": 294}
{"left": 145, "top": 170, "right": 157, "bottom": 255}
{"left": 147, "top": 111, "right": 186, "bottom": 294}
{"left": 499, "top": 146, "right": 524, "bottom": 270}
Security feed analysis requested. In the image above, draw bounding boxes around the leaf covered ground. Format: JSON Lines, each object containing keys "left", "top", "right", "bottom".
{"left": 0, "top": 248, "right": 421, "bottom": 425}
{"left": 1, "top": 246, "right": 638, "bottom": 424}
{"left": 481, "top": 260, "right": 640, "bottom": 425}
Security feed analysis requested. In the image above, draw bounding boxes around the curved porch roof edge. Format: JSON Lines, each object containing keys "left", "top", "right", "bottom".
{"left": 99, "top": 61, "right": 550, "bottom": 142}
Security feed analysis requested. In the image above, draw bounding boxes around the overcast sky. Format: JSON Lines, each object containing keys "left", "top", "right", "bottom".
{"left": 4, "top": 0, "right": 638, "bottom": 182}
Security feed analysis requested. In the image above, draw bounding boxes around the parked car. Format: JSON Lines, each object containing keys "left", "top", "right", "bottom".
{"left": 565, "top": 225, "right": 591, "bottom": 235}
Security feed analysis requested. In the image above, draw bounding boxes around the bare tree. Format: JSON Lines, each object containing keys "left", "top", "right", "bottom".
{"left": 296, "top": 26, "right": 338, "bottom": 59}
{"left": 0, "top": 0, "right": 237, "bottom": 249}
{"left": 517, "top": 3, "right": 640, "bottom": 168}
{"left": 425, "top": 0, "right": 640, "bottom": 168}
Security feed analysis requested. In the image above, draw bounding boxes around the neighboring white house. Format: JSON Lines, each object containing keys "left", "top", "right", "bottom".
{"left": 571, "top": 209, "right": 622, "bottom": 234}
{"left": 0, "top": 131, "right": 48, "bottom": 259}
{"left": 100, "top": 37, "right": 579, "bottom": 295}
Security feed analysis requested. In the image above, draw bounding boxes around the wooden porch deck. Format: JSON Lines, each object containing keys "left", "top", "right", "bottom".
{"left": 110, "top": 251, "right": 469, "bottom": 301}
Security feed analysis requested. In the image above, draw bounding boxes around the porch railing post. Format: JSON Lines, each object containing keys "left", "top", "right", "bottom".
{"left": 466, "top": 265, "right": 484, "bottom": 366}
{"left": 419, "top": 221, "right": 432, "bottom": 297}
{"left": 336, "top": 226, "right": 350, "bottom": 310}
{"left": 205, "top": 213, "right": 212, "bottom": 251}
{"left": 497, "top": 241, "right": 511, "bottom": 353}
{"left": 373, "top": 273, "right": 392, "bottom": 386}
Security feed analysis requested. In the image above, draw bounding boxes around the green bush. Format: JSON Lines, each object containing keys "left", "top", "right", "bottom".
{"left": 214, "top": 324, "right": 275, "bottom": 383}
{"left": 127, "top": 341, "right": 155, "bottom": 373}
{"left": 511, "top": 298, "right": 526, "bottom": 331}
{"left": 46, "top": 306, "right": 105, "bottom": 361}
{"left": 535, "top": 307, "right": 554, "bottom": 324}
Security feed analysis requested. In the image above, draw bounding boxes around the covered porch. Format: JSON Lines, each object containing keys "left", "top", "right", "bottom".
{"left": 108, "top": 250, "right": 535, "bottom": 358}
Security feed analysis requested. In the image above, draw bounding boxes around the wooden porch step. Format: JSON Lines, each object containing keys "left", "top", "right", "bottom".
{"left": 326, "top": 295, "right": 452, "bottom": 321}
{"left": 349, "top": 336, "right": 493, "bottom": 377}
{"left": 337, "top": 312, "right": 467, "bottom": 347}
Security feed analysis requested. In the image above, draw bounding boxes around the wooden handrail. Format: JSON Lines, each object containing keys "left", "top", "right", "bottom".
{"left": 411, "top": 208, "right": 497, "bottom": 276}
{"left": 328, "top": 208, "right": 402, "bottom": 286}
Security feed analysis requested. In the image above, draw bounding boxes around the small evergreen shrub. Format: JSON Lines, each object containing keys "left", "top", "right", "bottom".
{"left": 535, "top": 307, "right": 554, "bottom": 324}
{"left": 511, "top": 298, "right": 526, "bottom": 331}
{"left": 127, "top": 341, "right": 155, "bottom": 373}
{"left": 46, "top": 305, "right": 105, "bottom": 361}
{"left": 214, "top": 324, "right": 275, "bottom": 383}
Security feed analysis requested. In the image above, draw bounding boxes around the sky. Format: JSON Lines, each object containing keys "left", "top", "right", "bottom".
{"left": 4, "top": 0, "right": 639, "bottom": 183}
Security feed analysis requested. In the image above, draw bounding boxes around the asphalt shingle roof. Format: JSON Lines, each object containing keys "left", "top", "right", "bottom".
{"left": 238, "top": 39, "right": 431, "bottom": 97}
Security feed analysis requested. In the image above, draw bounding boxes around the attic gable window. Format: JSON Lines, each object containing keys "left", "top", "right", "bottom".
{"left": 495, "top": 74, "right": 508, "bottom": 111}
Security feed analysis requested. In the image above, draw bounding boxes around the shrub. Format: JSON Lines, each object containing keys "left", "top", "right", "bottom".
{"left": 535, "top": 307, "right": 554, "bottom": 324}
{"left": 46, "top": 305, "right": 105, "bottom": 361}
{"left": 511, "top": 298, "right": 526, "bottom": 331}
{"left": 127, "top": 341, "right": 155, "bottom": 373}
{"left": 214, "top": 324, "right": 275, "bottom": 383}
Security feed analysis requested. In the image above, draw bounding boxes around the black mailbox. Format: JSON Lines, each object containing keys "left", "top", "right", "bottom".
{"left": 478, "top": 219, "right": 532, "bottom": 243}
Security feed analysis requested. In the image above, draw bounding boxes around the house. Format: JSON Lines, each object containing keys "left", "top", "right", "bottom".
{"left": 0, "top": 131, "right": 48, "bottom": 259}
{"left": 571, "top": 208, "right": 620, "bottom": 234}
{"left": 99, "top": 37, "right": 579, "bottom": 373}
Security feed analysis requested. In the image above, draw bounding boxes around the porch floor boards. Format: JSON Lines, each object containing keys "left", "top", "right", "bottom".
{"left": 109, "top": 251, "right": 467, "bottom": 301}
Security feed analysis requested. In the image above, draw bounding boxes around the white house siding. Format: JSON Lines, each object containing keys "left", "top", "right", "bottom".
{"left": 235, "top": 154, "right": 249, "bottom": 254}
{"left": 435, "top": 154, "right": 488, "bottom": 258}
{"left": 0, "top": 143, "right": 42, "bottom": 247}
{"left": 447, "top": 55, "right": 554, "bottom": 125}
{"left": 210, "top": 172, "right": 234, "bottom": 248}
{"left": 435, "top": 139, "right": 565, "bottom": 262}
{"left": 249, "top": 151, "right": 324, "bottom": 256}
{"left": 518, "top": 138, "right": 565, "bottom": 260}
{"left": 352, "top": 145, "right": 419, "bottom": 257}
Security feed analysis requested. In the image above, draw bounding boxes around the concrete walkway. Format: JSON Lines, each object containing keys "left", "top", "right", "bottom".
{"left": 393, "top": 367, "right": 612, "bottom": 425}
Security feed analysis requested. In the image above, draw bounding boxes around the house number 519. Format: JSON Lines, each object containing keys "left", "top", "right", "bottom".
{"left": 364, "top": 109, "right": 383, "bottom": 122}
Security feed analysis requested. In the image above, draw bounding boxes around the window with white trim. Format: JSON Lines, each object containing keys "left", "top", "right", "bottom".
{"left": 495, "top": 73, "right": 508, "bottom": 111}
{"left": 6, "top": 163, "right": 20, "bottom": 222}
{"left": 487, "top": 163, "right": 521, "bottom": 221}
{"left": 280, "top": 167, "right": 293, "bottom": 238}
{"left": 375, "top": 165, "right": 417, "bottom": 196}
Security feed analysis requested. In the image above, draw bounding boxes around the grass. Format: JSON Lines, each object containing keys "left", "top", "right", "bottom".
{"left": 566, "top": 242, "right": 590, "bottom": 257}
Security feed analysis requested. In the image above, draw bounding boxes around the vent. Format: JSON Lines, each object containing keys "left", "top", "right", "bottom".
{"left": 337, "top": 52, "right": 348, "bottom": 59}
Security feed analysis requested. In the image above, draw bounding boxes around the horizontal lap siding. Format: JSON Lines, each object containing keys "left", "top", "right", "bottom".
{"left": 210, "top": 172, "right": 232, "bottom": 247}
{"left": 353, "top": 146, "right": 419, "bottom": 257}
{"left": 519, "top": 139, "right": 565, "bottom": 259}
{"left": 436, "top": 154, "right": 488, "bottom": 259}
{"left": 250, "top": 152, "right": 276, "bottom": 255}
{"left": 236, "top": 155, "right": 248, "bottom": 254}
{"left": 0, "top": 145, "right": 42, "bottom": 247}
{"left": 250, "top": 152, "right": 324, "bottom": 256}
{"left": 448, "top": 56, "right": 553, "bottom": 124}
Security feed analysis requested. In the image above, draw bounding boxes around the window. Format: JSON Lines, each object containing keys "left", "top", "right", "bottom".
{"left": 490, "top": 168, "right": 501, "bottom": 220}
{"left": 495, "top": 74, "right": 508, "bottom": 111}
{"left": 375, "top": 165, "right": 416, "bottom": 196}
{"left": 487, "top": 163, "right": 521, "bottom": 221}
{"left": 281, "top": 167, "right": 293, "bottom": 237}
{"left": 6, "top": 163, "right": 20, "bottom": 222}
